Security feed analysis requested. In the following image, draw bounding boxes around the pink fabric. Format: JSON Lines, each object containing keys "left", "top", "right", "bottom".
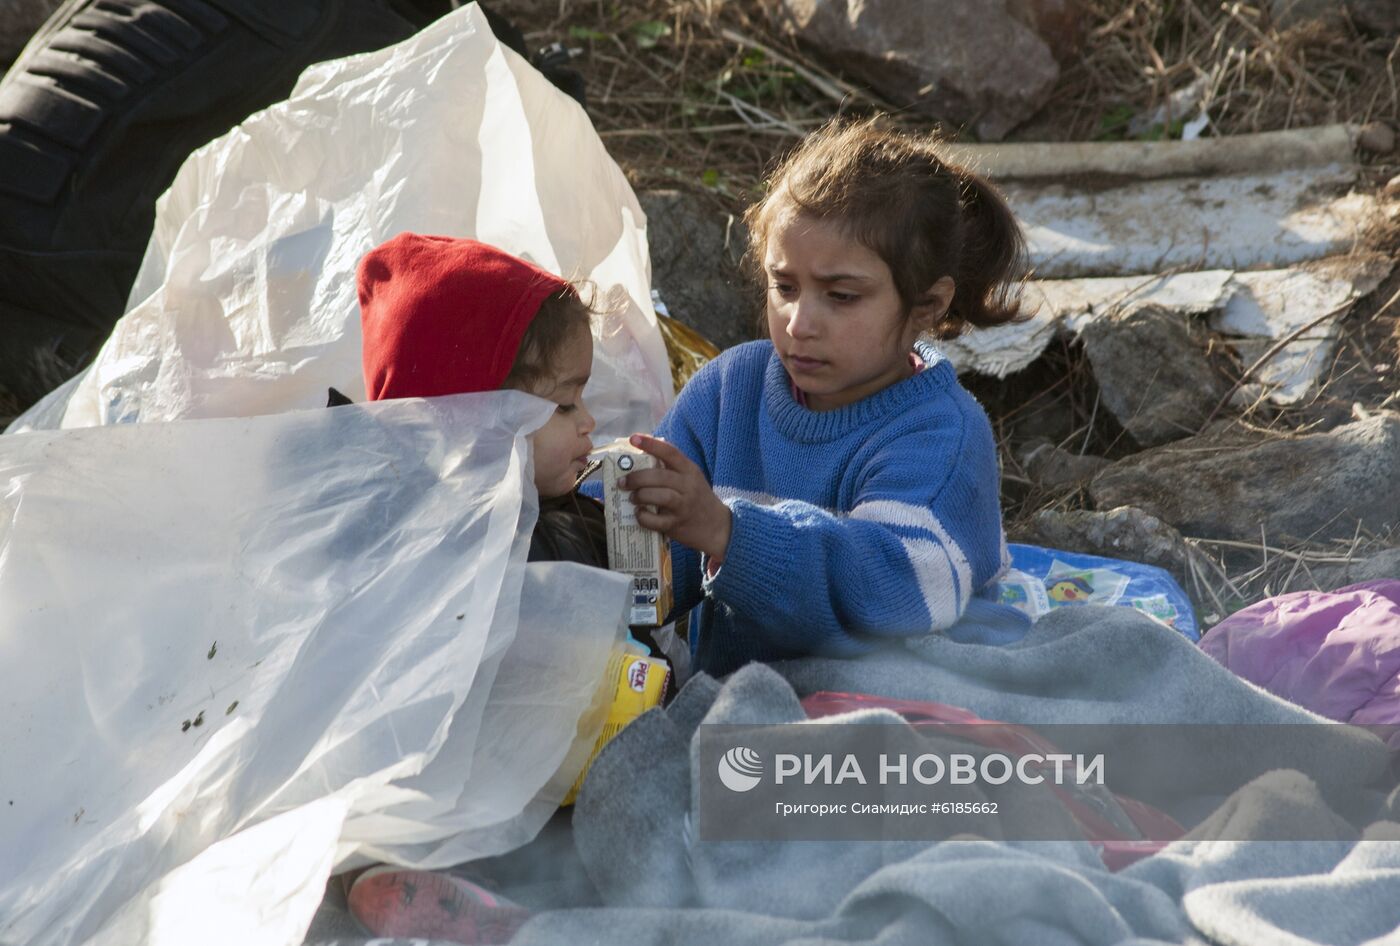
{"left": 1199, "top": 581, "right": 1400, "bottom": 728}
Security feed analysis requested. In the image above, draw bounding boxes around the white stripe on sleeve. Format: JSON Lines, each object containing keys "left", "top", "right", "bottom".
{"left": 892, "top": 535, "right": 966, "bottom": 628}
{"left": 714, "top": 485, "right": 783, "bottom": 508}
{"left": 850, "top": 499, "right": 974, "bottom": 620}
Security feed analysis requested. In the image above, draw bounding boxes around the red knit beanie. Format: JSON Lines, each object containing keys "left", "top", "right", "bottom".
{"left": 357, "top": 233, "right": 570, "bottom": 401}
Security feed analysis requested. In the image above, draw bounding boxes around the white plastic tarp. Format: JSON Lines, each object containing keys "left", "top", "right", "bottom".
{"left": 0, "top": 392, "right": 629, "bottom": 946}
{"left": 935, "top": 127, "right": 1395, "bottom": 405}
{"left": 10, "top": 3, "right": 671, "bottom": 441}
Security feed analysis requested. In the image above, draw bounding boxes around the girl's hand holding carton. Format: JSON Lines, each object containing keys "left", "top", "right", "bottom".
{"left": 616, "top": 433, "right": 732, "bottom": 566}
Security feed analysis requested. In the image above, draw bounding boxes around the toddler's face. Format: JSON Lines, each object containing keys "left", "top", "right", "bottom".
{"left": 764, "top": 213, "right": 933, "bottom": 411}
{"left": 528, "top": 325, "right": 596, "bottom": 498}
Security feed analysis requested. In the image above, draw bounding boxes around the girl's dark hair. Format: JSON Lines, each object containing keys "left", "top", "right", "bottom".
{"left": 745, "top": 117, "right": 1027, "bottom": 338}
{"left": 502, "top": 284, "right": 596, "bottom": 394}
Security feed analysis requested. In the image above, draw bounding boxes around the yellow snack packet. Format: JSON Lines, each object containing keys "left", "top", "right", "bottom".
{"left": 562, "top": 651, "right": 671, "bottom": 806}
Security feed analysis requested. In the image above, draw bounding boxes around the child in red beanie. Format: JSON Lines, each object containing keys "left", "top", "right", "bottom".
{"left": 338, "top": 233, "right": 613, "bottom": 941}
{"left": 352, "top": 231, "right": 606, "bottom": 565}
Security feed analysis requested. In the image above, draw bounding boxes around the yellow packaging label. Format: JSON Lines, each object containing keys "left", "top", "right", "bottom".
{"left": 562, "top": 651, "right": 671, "bottom": 806}
{"left": 598, "top": 439, "right": 674, "bottom": 628}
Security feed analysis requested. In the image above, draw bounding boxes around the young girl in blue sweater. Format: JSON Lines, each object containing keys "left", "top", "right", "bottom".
{"left": 620, "top": 118, "right": 1027, "bottom": 677}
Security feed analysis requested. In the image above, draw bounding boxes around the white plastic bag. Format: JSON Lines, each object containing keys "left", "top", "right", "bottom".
{"left": 11, "top": 3, "right": 671, "bottom": 441}
{"left": 0, "top": 391, "right": 628, "bottom": 945}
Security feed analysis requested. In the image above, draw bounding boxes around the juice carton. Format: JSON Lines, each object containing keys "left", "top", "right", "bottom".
{"left": 596, "top": 438, "right": 674, "bottom": 629}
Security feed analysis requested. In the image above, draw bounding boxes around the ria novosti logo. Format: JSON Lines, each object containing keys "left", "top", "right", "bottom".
{"left": 715, "top": 746, "right": 1107, "bottom": 792}
{"left": 718, "top": 746, "right": 764, "bottom": 792}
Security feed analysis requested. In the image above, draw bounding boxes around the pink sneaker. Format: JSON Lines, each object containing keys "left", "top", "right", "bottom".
{"left": 348, "top": 866, "right": 531, "bottom": 944}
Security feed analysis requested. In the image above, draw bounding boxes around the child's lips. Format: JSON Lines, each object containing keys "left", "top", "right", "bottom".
{"left": 571, "top": 455, "right": 603, "bottom": 490}
{"left": 787, "top": 354, "right": 826, "bottom": 372}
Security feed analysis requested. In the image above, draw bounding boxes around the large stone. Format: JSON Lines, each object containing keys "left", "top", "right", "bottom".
{"left": 1089, "top": 413, "right": 1400, "bottom": 544}
{"left": 776, "top": 0, "right": 1060, "bottom": 141}
{"left": 1008, "top": 393, "right": 1078, "bottom": 446}
{"left": 1018, "top": 441, "right": 1111, "bottom": 489}
{"left": 1079, "top": 306, "right": 1229, "bottom": 448}
{"left": 1006, "top": 0, "right": 1085, "bottom": 65}
{"left": 1287, "top": 547, "right": 1400, "bottom": 592}
{"left": 1269, "top": 0, "right": 1345, "bottom": 27}
{"left": 1, "top": 0, "right": 62, "bottom": 72}
{"left": 638, "top": 190, "right": 756, "bottom": 352}
{"left": 1346, "top": 0, "right": 1400, "bottom": 36}
{"left": 1015, "top": 505, "right": 1208, "bottom": 614}
{"left": 1358, "top": 122, "right": 1396, "bottom": 156}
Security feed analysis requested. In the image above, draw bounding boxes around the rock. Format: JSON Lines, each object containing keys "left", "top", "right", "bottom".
{"left": 775, "top": 0, "right": 1059, "bottom": 141}
{"left": 638, "top": 190, "right": 756, "bottom": 352}
{"left": 1009, "top": 393, "right": 1078, "bottom": 446}
{"left": 1269, "top": 0, "right": 1345, "bottom": 27}
{"left": 1289, "top": 547, "right": 1400, "bottom": 592}
{"left": 1089, "top": 412, "right": 1400, "bottom": 544}
{"left": 1347, "top": 0, "right": 1400, "bottom": 36}
{"left": 1018, "top": 441, "right": 1111, "bottom": 489}
{"left": 1, "top": 0, "right": 63, "bottom": 71}
{"left": 1357, "top": 122, "right": 1396, "bottom": 156}
{"left": 1015, "top": 505, "right": 1207, "bottom": 612}
{"left": 1005, "top": 0, "right": 1085, "bottom": 64}
{"left": 1078, "top": 306, "right": 1229, "bottom": 448}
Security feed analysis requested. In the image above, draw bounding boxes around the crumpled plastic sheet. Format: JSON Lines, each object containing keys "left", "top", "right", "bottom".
{"left": 0, "top": 391, "right": 629, "bottom": 946}
{"left": 9, "top": 3, "right": 671, "bottom": 443}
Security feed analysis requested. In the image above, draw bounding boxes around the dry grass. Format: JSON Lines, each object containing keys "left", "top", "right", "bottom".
{"left": 1183, "top": 522, "right": 1397, "bottom": 621}
{"left": 1035, "top": 0, "right": 1400, "bottom": 142}
{"left": 505, "top": 0, "right": 851, "bottom": 201}
{"left": 504, "top": 0, "right": 1399, "bottom": 200}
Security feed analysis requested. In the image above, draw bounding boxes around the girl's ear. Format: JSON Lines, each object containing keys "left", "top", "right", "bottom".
{"left": 910, "top": 276, "right": 956, "bottom": 333}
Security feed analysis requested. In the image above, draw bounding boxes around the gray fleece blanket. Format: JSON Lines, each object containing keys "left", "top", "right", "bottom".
{"left": 513, "top": 605, "right": 1400, "bottom": 946}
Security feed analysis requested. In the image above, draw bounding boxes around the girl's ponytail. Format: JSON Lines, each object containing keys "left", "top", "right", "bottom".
{"left": 944, "top": 166, "right": 1027, "bottom": 334}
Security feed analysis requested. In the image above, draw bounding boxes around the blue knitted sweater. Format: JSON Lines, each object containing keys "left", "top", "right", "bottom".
{"left": 657, "top": 339, "right": 1008, "bottom": 677}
